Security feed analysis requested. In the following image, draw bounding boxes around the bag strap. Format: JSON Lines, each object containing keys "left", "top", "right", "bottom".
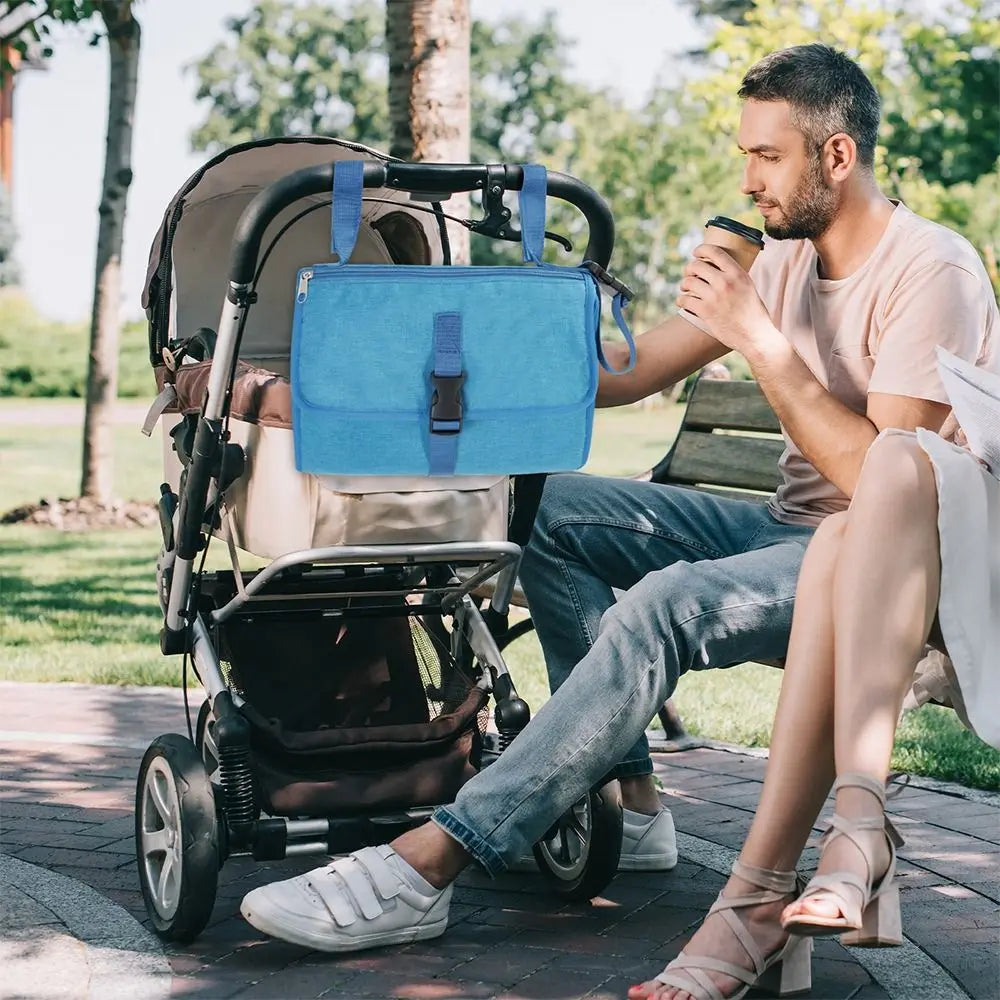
{"left": 517, "top": 164, "right": 547, "bottom": 264}
{"left": 331, "top": 160, "right": 365, "bottom": 263}
{"left": 597, "top": 291, "right": 637, "bottom": 375}
{"left": 333, "top": 160, "right": 549, "bottom": 265}
{"left": 428, "top": 312, "right": 464, "bottom": 476}
{"left": 518, "top": 164, "right": 636, "bottom": 374}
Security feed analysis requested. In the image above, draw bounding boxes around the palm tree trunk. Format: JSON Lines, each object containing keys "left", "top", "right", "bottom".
{"left": 386, "top": 0, "right": 470, "bottom": 263}
{"left": 80, "top": 1, "right": 139, "bottom": 500}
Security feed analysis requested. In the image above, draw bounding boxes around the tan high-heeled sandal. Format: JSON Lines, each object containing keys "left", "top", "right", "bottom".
{"left": 635, "top": 859, "right": 813, "bottom": 1000}
{"left": 781, "top": 772, "right": 905, "bottom": 947}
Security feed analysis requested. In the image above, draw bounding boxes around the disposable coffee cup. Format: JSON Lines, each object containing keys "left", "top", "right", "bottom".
{"left": 704, "top": 216, "right": 764, "bottom": 271}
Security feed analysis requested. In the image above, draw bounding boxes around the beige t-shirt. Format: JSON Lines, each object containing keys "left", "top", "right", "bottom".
{"left": 690, "top": 202, "right": 998, "bottom": 526}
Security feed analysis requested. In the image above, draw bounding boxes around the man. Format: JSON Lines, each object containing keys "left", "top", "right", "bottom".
{"left": 240, "top": 44, "right": 996, "bottom": 952}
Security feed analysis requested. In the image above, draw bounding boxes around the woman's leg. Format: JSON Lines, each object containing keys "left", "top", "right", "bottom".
{"left": 633, "top": 512, "right": 847, "bottom": 1000}
{"left": 785, "top": 433, "right": 941, "bottom": 925}
{"left": 834, "top": 434, "right": 940, "bottom": 775}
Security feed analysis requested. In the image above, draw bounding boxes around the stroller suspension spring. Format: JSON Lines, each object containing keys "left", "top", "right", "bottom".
{"left": 219, "top": 743, "right": 256, "bottom": 829}
{"left": 212, "top": 692, "right": 257, "bottom": 837}
{"left": 497, "top": 728, "right": 520, "bottom": 752}
{"left": 493, "top": 680, "right": 531, "bottom": 754}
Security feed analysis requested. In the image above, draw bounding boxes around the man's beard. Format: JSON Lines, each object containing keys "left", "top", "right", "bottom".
{"left": 759, "top": 155, "right": 838, "bottom": 240}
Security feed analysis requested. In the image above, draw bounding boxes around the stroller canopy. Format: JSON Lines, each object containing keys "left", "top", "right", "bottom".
{"left": 142, "top": 137, "right": 449, "bottom": 370}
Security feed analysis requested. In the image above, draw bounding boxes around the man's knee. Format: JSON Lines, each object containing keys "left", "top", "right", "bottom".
{"left": 595, "top": 562, "right": 707, "bottom": 676}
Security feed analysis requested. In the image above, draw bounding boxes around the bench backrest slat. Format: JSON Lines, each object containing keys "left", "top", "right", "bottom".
{"left": 651, "top": 377, "right": 785, "bottom": 499}
{"left": 683, "top": 379, "right": 782, "bottom": 434}
{"left": 667, "top": 432, "right": 785, "bottom": 493}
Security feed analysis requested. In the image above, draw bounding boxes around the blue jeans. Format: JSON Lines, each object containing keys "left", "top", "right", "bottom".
{"left": 433, "top": 473, "right": 815, "bottom": 876}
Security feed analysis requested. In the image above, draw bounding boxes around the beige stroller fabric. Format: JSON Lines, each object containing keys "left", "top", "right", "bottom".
{"left": 168, "top": 360, "right": 509, "bottom": 558}
{"left": 150, "top": 138, "right": 510, "bottom": 559}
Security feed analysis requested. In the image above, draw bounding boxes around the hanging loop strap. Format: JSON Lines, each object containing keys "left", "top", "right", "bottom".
{"left": 517, "top": 164, "right": 547, "bottom": 264}
{"left": 598, "top": 290, "right": 637, "bottom": 375}
{"left": 331, "top": 160, "right": 365, "bottom": 263}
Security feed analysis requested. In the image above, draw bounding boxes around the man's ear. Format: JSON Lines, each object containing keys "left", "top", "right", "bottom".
{"left": 824, "top": 133, "right": 857, "bottom": 182}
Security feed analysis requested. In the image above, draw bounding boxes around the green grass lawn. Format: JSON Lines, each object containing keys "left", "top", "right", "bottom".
{"left": 1, "top": 399, "right": 997, "bottom": 789}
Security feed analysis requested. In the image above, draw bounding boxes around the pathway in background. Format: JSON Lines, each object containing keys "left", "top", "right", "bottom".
{"left": 0, "top": 400, "right": 150, "bottom": 425}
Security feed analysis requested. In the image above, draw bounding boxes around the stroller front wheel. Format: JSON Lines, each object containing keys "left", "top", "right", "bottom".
{"left": 533, "top": 779, "right": 622, "bottom": 902}
{"left": 135, "top": 734, "right": 220, "bottom": 942}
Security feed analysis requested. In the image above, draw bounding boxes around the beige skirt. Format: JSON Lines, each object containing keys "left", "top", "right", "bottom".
{"left": 908, "top": 428, "right": 1000, "bottom": 749}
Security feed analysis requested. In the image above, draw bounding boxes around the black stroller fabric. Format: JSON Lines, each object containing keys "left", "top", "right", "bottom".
{"left": 218, "top": 613, "right": 487, "bottom": 816}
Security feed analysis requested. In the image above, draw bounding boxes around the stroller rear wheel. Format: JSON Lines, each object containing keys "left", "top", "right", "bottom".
{"left": 135, "top": 734, "right": 219, "bottom": 942}
{"left": 533, "top": 780, "right": 622, "bottom": 902}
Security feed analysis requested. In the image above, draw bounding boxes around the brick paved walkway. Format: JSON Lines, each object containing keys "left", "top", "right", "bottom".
{"left": 1, "top": 681, "right": 997, "bottom": 1000}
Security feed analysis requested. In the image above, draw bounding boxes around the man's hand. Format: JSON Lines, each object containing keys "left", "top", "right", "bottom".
{"left": 677, "top": 244, "right": 783, "bottom": 363}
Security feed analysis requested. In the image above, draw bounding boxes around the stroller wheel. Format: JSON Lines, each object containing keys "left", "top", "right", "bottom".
{"left": 533, "top": 780, "right": 622, "bottom": 902}
{"left": 195, "top": 700, "right": 222, "bottom": 785}
{"left": 135, "top": 734, "right": 219, "bottom": 942}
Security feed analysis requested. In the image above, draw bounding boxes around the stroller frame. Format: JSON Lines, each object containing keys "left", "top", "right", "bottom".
{"left": 137, "top": 148, "right": 625, "bottom": 942}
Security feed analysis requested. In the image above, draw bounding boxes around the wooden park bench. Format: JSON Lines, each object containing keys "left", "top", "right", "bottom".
{"left": 482, "top": 375, "right": 786, "bottom": 748}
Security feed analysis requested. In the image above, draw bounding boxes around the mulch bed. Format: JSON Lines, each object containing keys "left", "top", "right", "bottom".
{"left": 1, "top": 497, "right": 158, "bottom": 530}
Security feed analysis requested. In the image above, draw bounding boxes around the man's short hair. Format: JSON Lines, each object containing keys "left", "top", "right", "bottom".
{"left": 739, "top": 44, "right": 881, "bottom": 168}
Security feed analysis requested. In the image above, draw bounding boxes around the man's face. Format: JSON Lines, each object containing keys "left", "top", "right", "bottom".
{"left": 736, "top": 99, "right": 839, "bottom": 240}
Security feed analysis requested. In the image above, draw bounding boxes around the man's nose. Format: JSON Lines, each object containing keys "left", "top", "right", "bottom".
{"left": 740, "top": 160, "right": 761, "bottom": 197}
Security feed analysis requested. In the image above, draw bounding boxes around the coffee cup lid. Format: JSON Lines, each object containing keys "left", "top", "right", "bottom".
{"left": 706, "top": 216, "right": 764, "bottom": 247}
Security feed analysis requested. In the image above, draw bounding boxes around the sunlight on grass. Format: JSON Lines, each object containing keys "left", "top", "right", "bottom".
{"left": 0, "top": 526, "right": 168, "bottom": 684}
{"left": 0, "top": 420, "right": 163, "bottom": 511}
{"left": 499, "top": 627, "right": 999, "bottom": 790}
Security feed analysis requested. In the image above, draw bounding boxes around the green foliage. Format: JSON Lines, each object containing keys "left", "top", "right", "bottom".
{"left": 884, "top": 0, "right": 1000, "bottom": 188}
{"left": 189, "top": 0, "right": 388, "bottom": 152}
{"left": 187, "top": 0, "right": 998, "bottom": 322}
{"left": 468, "top": 12, "right": 585, "bottom": 164}
{"left": 0, "top": 290, "right": 149, "bottom": 397}
{"left": 0, "top": 1, "right": 101, "bottom": 64}
{"left": 686, "top": 0, "right": 755, "bottom": 24}
{"left": 692, "top": 0, "right": 1000, "bottom": 296}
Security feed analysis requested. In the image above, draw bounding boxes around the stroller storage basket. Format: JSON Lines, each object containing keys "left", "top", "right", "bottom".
{"left": 218, "top": 609, "right": 489, "bottom": 816}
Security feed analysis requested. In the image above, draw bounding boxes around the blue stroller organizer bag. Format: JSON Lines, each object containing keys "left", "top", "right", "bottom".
{"left": 290, "top": 162, "right": 635, "bottom": 476}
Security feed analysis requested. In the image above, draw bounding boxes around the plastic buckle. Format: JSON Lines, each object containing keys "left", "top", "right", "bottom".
{"left": 583, "top": 259, "right": 635, "bottom": 304}
{"left": 430, "top": 372, "right": 466, "bottom": 433}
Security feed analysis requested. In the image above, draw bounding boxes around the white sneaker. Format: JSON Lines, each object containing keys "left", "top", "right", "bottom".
{"left": 619, "top": 807, "right": 678, "bottom": 871}
{"left": 510, "top": 807, "right": 678, "bottom": 873}
{"left": 240, "top": 845, "right": 452, "bottom": 952}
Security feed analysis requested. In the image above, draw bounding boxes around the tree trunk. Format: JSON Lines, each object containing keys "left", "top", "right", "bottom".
{"left": 386, "top": 0, "right": 470, "bottom": 263}
{"left": 80, "top": 1, "right": 139, "bottom": 500}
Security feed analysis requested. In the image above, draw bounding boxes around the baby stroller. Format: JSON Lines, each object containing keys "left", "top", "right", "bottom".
{"left": 134, "top": 136, "right": 630, "bottom": 942}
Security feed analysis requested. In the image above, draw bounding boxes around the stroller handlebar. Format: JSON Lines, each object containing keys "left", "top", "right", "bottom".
{"left": 229, "top": 161, "right": 616, "bottom": 286}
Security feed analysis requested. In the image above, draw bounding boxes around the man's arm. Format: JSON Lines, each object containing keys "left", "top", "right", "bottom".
{"left": 678, "top": 244, "right": 963, "bottom": 497}
{"left": 750, "top": 341, "right": 949, "bottom": 496}
{"left": 597, "top": 314, "right": 729, "bottom": 408}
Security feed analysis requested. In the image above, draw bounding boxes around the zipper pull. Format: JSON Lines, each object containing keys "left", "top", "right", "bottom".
{"left": 296, "top": 269, "right": 313, "bottom": 303}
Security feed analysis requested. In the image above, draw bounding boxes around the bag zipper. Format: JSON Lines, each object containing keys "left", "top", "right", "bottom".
{"left": 296, "top": 270, "right": 313, "bottom": 303}
{"left": 295, "top": 264, "right": 590, "bottom": 302}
